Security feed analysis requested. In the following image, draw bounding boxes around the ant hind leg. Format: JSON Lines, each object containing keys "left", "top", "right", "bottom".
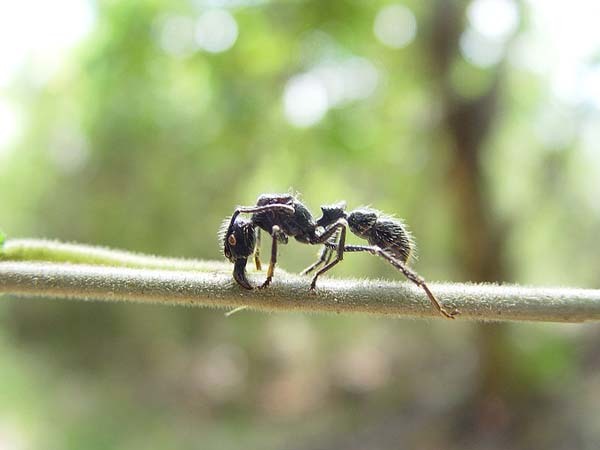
{"left": 322, "top": 242, "right": 458, "bottom": 319}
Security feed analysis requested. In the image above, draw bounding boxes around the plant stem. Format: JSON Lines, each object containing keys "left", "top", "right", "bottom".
{"left": 0, "top": 238, "right": 223, "bottom": 271}
{"left": 1, "top": 239, "right": 599, "bottom": 322}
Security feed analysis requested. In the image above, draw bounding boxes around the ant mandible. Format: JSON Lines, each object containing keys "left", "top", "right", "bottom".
{"left": 219, "top": 193, "right": 458, "bottom": 319}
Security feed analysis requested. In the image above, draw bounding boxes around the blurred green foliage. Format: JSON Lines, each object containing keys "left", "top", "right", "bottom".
{"left": 1, "top": 1, "right": 599, "bottom": 449}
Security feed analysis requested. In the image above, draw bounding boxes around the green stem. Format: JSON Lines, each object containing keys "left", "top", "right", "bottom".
{"left": 1, "top": 239, "right": 600, "bottom": 323}
{"left": 0, "top": 238, "right": 226, "bottom": 272}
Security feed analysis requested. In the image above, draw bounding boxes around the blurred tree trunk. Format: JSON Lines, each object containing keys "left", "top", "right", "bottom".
{"left": 426, "top": 0, "right": 523, "bottom": 441}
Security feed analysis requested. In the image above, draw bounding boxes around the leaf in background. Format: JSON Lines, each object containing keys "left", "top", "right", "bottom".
{"left": 0, "top": 229, "right": 5, "bottom": 248}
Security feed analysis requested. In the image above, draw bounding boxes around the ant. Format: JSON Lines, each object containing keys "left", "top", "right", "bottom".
{"left": 219, "top": 193, "right": 458, "bottom": 319}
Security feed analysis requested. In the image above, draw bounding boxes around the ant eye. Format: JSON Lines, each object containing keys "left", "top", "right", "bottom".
{"left": 228, "top": 234, "right": 237, "bottom": 246}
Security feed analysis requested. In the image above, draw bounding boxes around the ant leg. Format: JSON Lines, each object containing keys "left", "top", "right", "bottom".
{"left": 301, "top": 229, "right": 338, "bottom": 275}
{"left": 301, "top": 246, "right": 332, "bottom": 275}
{"left": 254, "top": 228, "right": 262, "bottom": 271}
{"left": 309, "top": 221, "right": 347, "bottom": 289}
{"left": 260, "top": 225, "right": 281, "bottom": 289}
{"left": 237, "top": 204, "right": 295, "bottom": 215}
{"left": 322, "top": 229, "right": 339, "bottom": 266}
{"left": 323, "top": 243, "right": 458, "bottom": 319}
{"left": 224, "top": 203, "right": 294, "bottom": 244}
{"left": 323, "top": 243, "right": 335, "bottom": 265}
{"left": 378, "top": 250, "right": 458, "bottom": 319}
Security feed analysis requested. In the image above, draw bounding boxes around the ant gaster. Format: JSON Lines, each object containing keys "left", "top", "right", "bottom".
{"left": 220, "top": 193, "right": 458, "bottom": 319}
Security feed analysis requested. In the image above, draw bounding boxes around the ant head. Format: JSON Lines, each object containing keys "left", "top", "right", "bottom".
{"left": 219, "top": 216, "right": 256, "bottom": 289}
{"left": 316, "top": 201, "right": 347, "bottom": 228}
{"left": 347, "top": 208, "right": 378, "bottom": 237}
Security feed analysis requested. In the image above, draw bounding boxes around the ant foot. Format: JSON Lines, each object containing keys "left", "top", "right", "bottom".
{"left": 259, "top": 278, "right": 272, "bottom": 289}
{"left": 440, "top": 307, "right": 460, "bottom": 319}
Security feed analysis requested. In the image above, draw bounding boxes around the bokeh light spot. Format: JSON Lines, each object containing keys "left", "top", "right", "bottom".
{"left": 49, "top": 125, "right": 90, "bottom": 174}
{"left": 467, "top": 0, "right": 519, "bottom": 41}
{"left": 0, "top": 101, "right": 21, "bottom": 156}
{"left": 314, "top": 57, "right": 379, "bottom": 107}
{"left": 461, "top": 0, "right": 519, "bottom": 68}
{"left": 0, "top": 0, "right": 95, "bottom": 87}
{"left": 195, "top": 9, "right": 238, "bottom": 53}
{"left": 581, "top": 66, "right": 600, "bottom": 110}
{"left": 283, "top": 74, "right": 328, "bottom": 127}
{"left": 460, "top": 28, "right": 505, "bottom": 68}
{"left": 373, "top": 4, "right": 417, "bottom": 49}
{"left": 158, "top": 15, "right": 197, "bottom": 58}
{"left": 283, "top": 57, "right": 379, "bottom": 128}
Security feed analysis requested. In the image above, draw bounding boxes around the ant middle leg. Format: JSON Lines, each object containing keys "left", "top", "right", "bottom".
{"left": 301, "top": 231, "right": 338, "bottom": 276}
{"left": 309, "top": 220, "right": 347, "bottom": 290}
{"left": 301, "top": 245, "right": 336, "bottom": 276}
{"left": 323, "top": 243, "right": 458, "bottom": 319}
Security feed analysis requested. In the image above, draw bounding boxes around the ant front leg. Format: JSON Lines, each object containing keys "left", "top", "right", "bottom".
{"left": 223, "top": 203, "right": 294, "bottom": 290}
{"left": 225, "top": 203, "right": 295, "bottom": 236}
{"left": 323, "top": 242, "right": 458, "bottom": 319}
{"left": 309, "top": 220, "right": 347, "bottom": 290}
{"left": 237, "top": 204, "right": 295, "bottom": 215}
{"left": 260, "top": 225, "right": 282, "bottom": 289}
{"left": 223, "top": 203, "right": 294, "bottom": 252}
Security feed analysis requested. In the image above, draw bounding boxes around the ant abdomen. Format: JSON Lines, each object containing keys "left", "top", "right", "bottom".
{"left": 348, "top": 209, "right": 413, "bottom": 263}
{"left": 370, "top": 218, "right": 413, "bottom": 263}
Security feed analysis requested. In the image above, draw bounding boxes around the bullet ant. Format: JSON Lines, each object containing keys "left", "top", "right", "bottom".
{"left": 219, "top": 193, "right": 458, "bottom": 319}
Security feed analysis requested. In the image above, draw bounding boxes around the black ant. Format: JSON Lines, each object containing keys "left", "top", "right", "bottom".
{"left": 219, "top": 193, "right": 458, "bottom": 319}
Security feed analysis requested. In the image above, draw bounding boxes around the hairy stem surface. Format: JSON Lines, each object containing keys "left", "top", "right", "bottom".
{"left": 1, "top": 239, "right": 599, "bottom": 322}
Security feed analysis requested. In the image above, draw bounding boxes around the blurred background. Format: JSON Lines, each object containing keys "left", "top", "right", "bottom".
{"left": 1, "top": 0, "right": 599, "bottom": 449}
